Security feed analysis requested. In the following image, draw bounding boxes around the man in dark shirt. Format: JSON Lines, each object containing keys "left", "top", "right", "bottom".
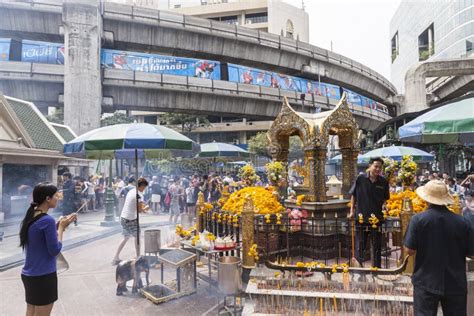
{"left": 404, "top": 180, "right": 474, "bottom": 315}
{"left": 348, "top": 157, "right": 390, "bottom": 268}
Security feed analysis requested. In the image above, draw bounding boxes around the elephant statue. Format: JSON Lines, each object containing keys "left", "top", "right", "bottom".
{"left": 115, "top": 256, "right": 150, "bottom": 296}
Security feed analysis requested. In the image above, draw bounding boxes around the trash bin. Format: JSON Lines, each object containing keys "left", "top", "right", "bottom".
{"left": 144, "top": 229, "right": 161, "bottom": 255}
{"left": 218, "top": 256, "right": 242, "bottom": 295}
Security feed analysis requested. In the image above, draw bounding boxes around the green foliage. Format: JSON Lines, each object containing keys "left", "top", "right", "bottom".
{"left": 149, "top": 159, "right": 175, "bottom": 174}
{"left": 288, "top": 136, "right": 303, "bottom": 159}
{"left": 46, "top": 107, "right": 64, "bottom": 124}
{"left": 100, "top": 112, "right": 134, "bottom": 127}
{"left": 419, "top": 50, "right": 430, "bottom": 61}
{"left": 248, "top": 132, "right": 271, "bottom": 158}
{"left": 247, "top": 132, "right": 303, "bottom": 159}
{"left": 161, "top": 112, "right": 210, "bottom": 133}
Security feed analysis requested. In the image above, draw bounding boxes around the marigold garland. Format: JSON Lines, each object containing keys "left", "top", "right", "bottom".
{"left": 222, "top": 187, "right": 285, "bottom": 215}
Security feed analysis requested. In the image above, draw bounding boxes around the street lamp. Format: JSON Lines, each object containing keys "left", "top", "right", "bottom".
{"left": 101, "top": 159, "right": 117, "bottom": 226}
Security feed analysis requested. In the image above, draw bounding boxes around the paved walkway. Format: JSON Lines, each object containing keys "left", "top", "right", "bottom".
{"left": 0, "top": 219, "right": 221, "bottom": 316}
{"left": 0, "top": 210, "right": 181, "bottom": 271}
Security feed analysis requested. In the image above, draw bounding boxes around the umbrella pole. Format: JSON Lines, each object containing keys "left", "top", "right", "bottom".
{"left": 135, "top": 148, "right": 140, "bottom": 254}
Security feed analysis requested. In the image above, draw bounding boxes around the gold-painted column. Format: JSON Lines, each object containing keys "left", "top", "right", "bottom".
{"left": 341, "top": 148, "right": 359, "bottom": 199}
{"left": 304, "top": 149, "right": 316, "bottom": 202}
{"left": 400, "top": 197, "right": 415, "bottom": 274}
{"left": 271, "top": 147, "right": 289, "bottom": 200}
{"left": 242, "top": 196, "right": 255, "bottom": 269}
{"left": 195, "top": 192, "right": 205, "bottom": 233}
{"left": 314, "top": 149, "right": 328, "bottom": 202}
{"left": 303, "top": 154, "right": 310, "bottom": 187}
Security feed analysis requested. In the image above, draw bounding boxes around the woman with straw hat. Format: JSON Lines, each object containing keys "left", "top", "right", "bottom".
{"left": 404, "top": 180, "right": 474, "bottom": 315}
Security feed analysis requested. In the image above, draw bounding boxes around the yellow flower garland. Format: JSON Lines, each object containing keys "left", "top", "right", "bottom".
{"left": 222, "top": 187, "right": 285, "bottom": 215}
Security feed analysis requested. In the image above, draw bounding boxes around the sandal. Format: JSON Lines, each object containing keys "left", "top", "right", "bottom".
{"left": 111, "top": 259, "right": 121, "bottom": 266}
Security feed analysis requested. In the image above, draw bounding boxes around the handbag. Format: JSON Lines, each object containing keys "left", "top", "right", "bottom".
{"left": 56, "top": 252, "right": 70, "bottom": 274}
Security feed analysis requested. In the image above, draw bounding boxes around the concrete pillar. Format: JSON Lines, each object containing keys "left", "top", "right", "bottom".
{"left": 239, "top": 131, "right": 247, "bottom": 144}
{"left": 62, "top": 1, "right": 102, "bottom": 135}
{"left": 52, "top": 161, "right": 59, "bottom": 185}
{"left": 0, "top": 162, "right": 3, "bottom": 215}
{"left": 428, "top": 27, "right": 433, "bottom": 55}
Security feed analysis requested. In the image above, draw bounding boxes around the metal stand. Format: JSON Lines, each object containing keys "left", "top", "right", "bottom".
{"left": 218, "top": 294, "right": 243, "bottom": 315}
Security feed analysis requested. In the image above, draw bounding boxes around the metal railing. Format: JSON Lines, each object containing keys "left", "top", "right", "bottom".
{"left": 199, "top": 208, "right": 403, "bottom": 270}
{"left": 101, "top": 2, "right": 397, "bottom": 96}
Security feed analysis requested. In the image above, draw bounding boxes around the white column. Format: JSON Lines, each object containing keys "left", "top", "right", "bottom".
{"left": 0, "top": 162, "right": 3, "bottom": 221}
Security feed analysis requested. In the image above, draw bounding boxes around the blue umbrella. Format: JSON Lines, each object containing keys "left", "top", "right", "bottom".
{"left": 199, "top": 142, "right": 250, "bottom": 158}
{"left": 360, "top": 146, "right": 434, "bottom": 163}
{"left": 328, "top": 154, "right": 365, "bottom": 165}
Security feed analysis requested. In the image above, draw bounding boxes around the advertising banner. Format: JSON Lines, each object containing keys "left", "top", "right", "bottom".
{"left": 342, "top": 88, "right": 363, "bottom": 106}
{"left": 228, "top": 64, "right": 341, "bottom": 100}
{"left": 0, "top": 38, "right": 10, "bottom": 61}
{"left": 101, "top": 49, "right": 221, "bottom": 80}
{"left": 21, "top": 40, "right": 64, "bottom": 64}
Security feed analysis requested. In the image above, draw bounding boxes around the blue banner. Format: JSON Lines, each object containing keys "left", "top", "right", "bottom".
{"left": 21, "top": 40, "right": 64, "bottom": 64}
{"left": 0, "top": 38, "right": 11, "bottom": 61}
{"left": 342, "top": 88, "right": 364, "bottom": 106}
{"left": 304, "top": 81, "right": 341, "bottom": 99}
{"left": 101, "top": 49, "right": 221, "bottom": 79}
{"left": 228, "top": 64, "right": 341, "bottom": 100}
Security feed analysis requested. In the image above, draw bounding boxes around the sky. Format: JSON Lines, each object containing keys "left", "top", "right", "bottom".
{"left": 283, "top": 0, "right": 402, "bottom": 80}
{"left": 150, "top": 0, "right": 402, "bottom": 79}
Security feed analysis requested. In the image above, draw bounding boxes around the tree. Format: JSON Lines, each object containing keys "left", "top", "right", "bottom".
{"left": 46, "top": 107, "right": 64, "bottom": 124}
{"left": 101, "top": 111, "right": 134, "bottom": 127}
{"left": 248, "top": 132, "right": 271, "bottom": 158}
{"left": 288, "top": 136, "right": 303, "bottom": 159}
{"left": 161, "top": 113, "right": 210, "bottom": 134}
{"left": 248, "top": 132, "right": 303, "bottom": 159}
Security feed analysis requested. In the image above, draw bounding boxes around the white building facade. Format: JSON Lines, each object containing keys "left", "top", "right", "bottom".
{"left": 117, "top": 0, "right": 310, "bottom": 43}
{"left": 390, "top": 0, "right": 473, "bottom": 93}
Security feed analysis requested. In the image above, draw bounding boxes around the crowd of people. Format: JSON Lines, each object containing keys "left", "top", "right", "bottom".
{"left": 17, "top": 161, "right": 474, "bottom": 316}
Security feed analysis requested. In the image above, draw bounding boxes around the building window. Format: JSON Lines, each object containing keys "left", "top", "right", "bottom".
{"left": 466, "top": 40, "right": 473, "bottom": 56}
{"left": 245, "top": 12, "right": 268, "bottom": 24}
{"left": 418, "top": 24, "right": 434, "bottom": 61}
{"left": 286, "top": 19, "right": 294, "bottom": 39}
{"left": 144, "top": 115, "right": 158, "bottom": 125}
{"left": 210, "top": 15, "right": 238, "bottom": 25}
{"left": 174, "top": 4, "right": 181, "bottom": 8}
{"left": 391, "top": 31, "right": 399, "bottom": 63}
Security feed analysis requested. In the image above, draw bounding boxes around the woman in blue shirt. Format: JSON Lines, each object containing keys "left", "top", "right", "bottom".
{"left": 19, "top": 183, "right": 76, "bottom": 316}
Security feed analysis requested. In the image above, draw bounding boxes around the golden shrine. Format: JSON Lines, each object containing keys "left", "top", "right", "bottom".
{"left": 267, "top": 93, "right": 360, "bottom": 212}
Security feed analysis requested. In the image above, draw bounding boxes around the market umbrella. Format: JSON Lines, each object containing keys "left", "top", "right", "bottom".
{"left": 360, "top": 146, "right": 434, "bottom": 163}
{"left": 64, "top": 123, "right": 195, "bottom": 245}
{"left": 328, "top": 154, "right": 365, "bottom": 165}
{"left": 398, "top": 97, "right": 474, "bottom": 145}
{"left": 198, "top": 142, "right": 250, "bottom": 158}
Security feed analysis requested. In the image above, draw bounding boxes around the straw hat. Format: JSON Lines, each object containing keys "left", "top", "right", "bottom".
{"left": 415, "top": 180, "right": 454, "bottom": 205}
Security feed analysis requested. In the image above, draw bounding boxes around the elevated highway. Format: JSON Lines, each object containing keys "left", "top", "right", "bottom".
{"left": 0, "top": 61, "right": 390, "bottom": 130}
{"left": 0, "top": 0, "right": 396, "bottom": 133}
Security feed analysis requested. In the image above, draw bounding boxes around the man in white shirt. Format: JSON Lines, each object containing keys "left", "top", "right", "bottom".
{"left": 112, "top": 177, "right": 149, "bottom": 265}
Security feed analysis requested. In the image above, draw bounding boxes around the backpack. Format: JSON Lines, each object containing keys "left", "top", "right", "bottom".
{"left": 164, "top": 191, "right": 172, "bottom": 206}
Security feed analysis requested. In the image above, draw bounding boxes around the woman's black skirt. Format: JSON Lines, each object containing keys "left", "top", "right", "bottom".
{"left": 21, "top": 272, "right": 58, "bottom": 306}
